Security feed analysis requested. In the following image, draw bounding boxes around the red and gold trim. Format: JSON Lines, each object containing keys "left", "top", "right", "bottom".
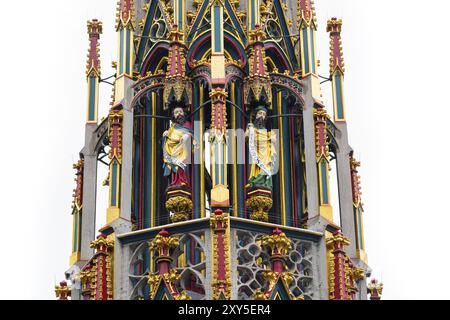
{"left": 210, "top": 89, "right": 230, "bottom": 208}
{"left": 70, "top": 159, "right": 84, "bottom": 266}
{"left": 350, "top": 154, "right": 367, "bottom": 264}
{"left": 86, "top": 19, "right": 102, "bottom": 124}
{"left": 148, "top": 230, "right": 191, "bottom": 300}
{"left": 116, "top": 0, "right": 135, "bottom": 30}
{"left": 244, "top": 25, "right": 272, "bottom": 105}
{"left": 55, "top": 281, "right": 71, "bottom": 300}
{"left": 367, "top": 279, "right": 383, "bottom": 300}
{"left": 210, "top": 210, "right": 232, "bottom": 299}
{"left": 314, "top": 107, "right": 333, "bottom": 221}
{"left": 163, "top": 25, "right": 191, "bottom": 108}
{"left": 326, "top": 231, "right": 350, "bottom": 300}
{"left": 87, "top": 234, "right": 115, "bottom": 300}
{"left": 253, "top": 229, "right": 304, "bottom": 300}
{"left": 107, "top": 109, "right": 124, "bottom": 223}
{"left": 327, "top": 17, "right": 347, "bottom": 122}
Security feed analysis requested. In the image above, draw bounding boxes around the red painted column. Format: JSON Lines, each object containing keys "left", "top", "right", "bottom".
{"left": 210, "top": 209, "right": 232, "bottom": 299}
{"left": 90, "top": 234, "right": 114, "bottom": 300}
{"left": 326, "top": 231, "right": 350, "bottom": 300}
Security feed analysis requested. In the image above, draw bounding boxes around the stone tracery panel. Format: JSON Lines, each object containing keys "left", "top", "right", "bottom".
{"left": 127, "top": 230, "right": 209, "bottom": 300}
{"left": 233, "top": 229, "right": 315, "bottom": 300}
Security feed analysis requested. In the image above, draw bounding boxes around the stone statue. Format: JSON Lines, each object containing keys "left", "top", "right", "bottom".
{"left": 246, "top": 106, "right": 277, "bottom": 189}
{"left": 245, "top": 105, "right": 277, "bottom": 222}
{"left": 163, "top": 106, "right": 194, "bottom": 189}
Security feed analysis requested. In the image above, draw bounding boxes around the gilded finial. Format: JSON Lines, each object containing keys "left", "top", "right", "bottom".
{"left": 367, "top": 279, "right": 383, "bottom": 300}
{"left": 327, "top": 17, "right": 345, "bottom": 76}
{"left": 116, "top": 0, "right": 135, "bottom": 30}
{"left": 86, "top": 19, "right": 102, "bottom": 77}
{"left": 298, "top": 0, "right": 317, "bottom": 29}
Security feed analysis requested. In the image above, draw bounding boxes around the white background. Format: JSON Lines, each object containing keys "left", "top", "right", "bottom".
{"left": 0, "top": 0, "right": 449, "bottom": 299}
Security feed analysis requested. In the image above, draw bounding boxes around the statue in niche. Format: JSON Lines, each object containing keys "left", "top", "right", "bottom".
{"left": 163, "top": 106, "right": 194, "bottom": 189}
{"left": 163, "top": 105, "right": 196, "bottom": 222}
{"left": 246, "top": 105, "right": 277, "bottom": 189}
{"left": 245, "top": 105, "right": 277, "bottom": 222}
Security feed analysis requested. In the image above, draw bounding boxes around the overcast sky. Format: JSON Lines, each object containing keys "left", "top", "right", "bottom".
{"left": 0, "top": 0, "right": 448, "bottom": 300}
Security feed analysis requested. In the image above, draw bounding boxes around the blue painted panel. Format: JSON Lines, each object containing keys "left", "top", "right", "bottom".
{"left": 88, "top": 77, "right": 97, "bottom": 121}
{"left": 119, "top": 30, "right": 124, "bottom": 74}
{"left": 178, "top": 0, "right": 183, "bottom": 29}
{"left": 111, "top": 162, "right": 118, "bottom": 206}
{"left": 270, "top": 280, "right": 291, "bottom": 300}
{"left": 214, "top": 5, "right": 222, "bottom": 52}
{"left": 136, "top": 0, "right": 159, "bottom": 67}
{"left": 302, "top": 28, "right": 310, "bottom": 74}
{"left": 154, "top": 283, "right": 174, "bottom": 300}
{"left": 353, "top": 208, "right": 360, "bottom": 250}
{"left": 251, "top": 0, "right": 256, "bottom": 30}
{"left": 224, "top": 0, "right": 247, "bottom": 42}
{"left": 125, "top": 28, "right": 131, "bottom": 74}
{"left": 335, "top": 74, "right": 344, "bottom": 119}
{"left": 187, "top": 0, "right": 209, "bottom": 42}
{"left": 73, "top": 209, "right": 78, "bottom": 253}
{"left": 309, "top": 28, "right": 316, "bottom": 74}
{"left": 358, "top": 207, "right": 364, "bottom": 249}
{"left": 273, "top": 0, "right": 298, "bottom": 69}
{"left": 320, "top": 160, "right": 329, "bottom": 204}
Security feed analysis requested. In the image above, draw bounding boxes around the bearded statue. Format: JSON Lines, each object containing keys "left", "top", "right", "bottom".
{"left": 246, "top": 106, "right": 277, "bottom": 189}
{"left": 163, "top": 106, "right": 194, "bottom": 189}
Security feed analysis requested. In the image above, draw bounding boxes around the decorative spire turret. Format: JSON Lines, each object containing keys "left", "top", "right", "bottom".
{"left": 298, "top": 0, "right": 318, "bottom": 77}
{"left": 298, "top": 0, "right": 317, "bottom": 28}
{"left": 86, "top": 20, "right": 102, "bottom": 77}
{"left": 327, "top": 17, "right": 346, "bottom": 122}
{"left": 89, "top": 234, "right": 114, "bottom": 300}
{"left": 163, "top": 26, "right": 191, "bottom": 109}
{"left": 55, "top": 281, "right": 71, "bottom": 300}
{"left": 244, "top": 25, "right": 272, "bottom": 106}
{"left": 261, "top": 228, "right": 292, "bottom": 273}
{"left": 210, "top": 210, "right": 232, "bottom": 299}
{"left": 86, "top": 19, "right": 102, "bottom": 124}
{"left": 253, "top": 229, "right": 304, "bottom": 300}
{"left": 326, "top": 231, "right": 351, "bottom": 300}
{"left": 149, "top": 229, "right": 180, "bottom": 275}
{"left": 70, "top": 160, "right": 84, "bottom": 266}
{"left": 350, "top": 153, "right": 367, "bottom": 264}
{"left": 148, "top": 230, "right": 191, "bottom": 300}
{"left": 114, "top": 0, "right": 135, "bottom": 103}
{"left": 367, "top": 279, "right": 383, "bottom": 300}
{"left": 106, "top": 109, "right": 123, "bottom": 223}
{"left": 116, "top": 0, "right": 135, "bottom": 31}
{"left": 314, "top": 107, "right": 333, "bottom": 221}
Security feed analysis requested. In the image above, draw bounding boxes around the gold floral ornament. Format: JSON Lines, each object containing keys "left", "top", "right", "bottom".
{"left": 166, "top": 196, "right": 192, "bottom": 223}
{"left": 55, "top": 281, "right": 71, "bottom": 300}
{"left": 261, "top": 228, "right": 293, "bottom": 257}
{"left": 367, "top": 279, "right": 383, "bottom": 300}
{"left": 246, "top": 195, "right": 273, "bottom": 222}
{"left": 148, "top": 229, "right": 180, "bottom": 257}
{"left": 252, "top": 288, "right": 268, "bottom": 300}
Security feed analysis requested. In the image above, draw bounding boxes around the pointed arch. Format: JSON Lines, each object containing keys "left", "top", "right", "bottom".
{"left": 140, "top": 42, "right": 170, "bottom": 75}
{"left": 187, "top": 31, "right": 247, "bottom": 68}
